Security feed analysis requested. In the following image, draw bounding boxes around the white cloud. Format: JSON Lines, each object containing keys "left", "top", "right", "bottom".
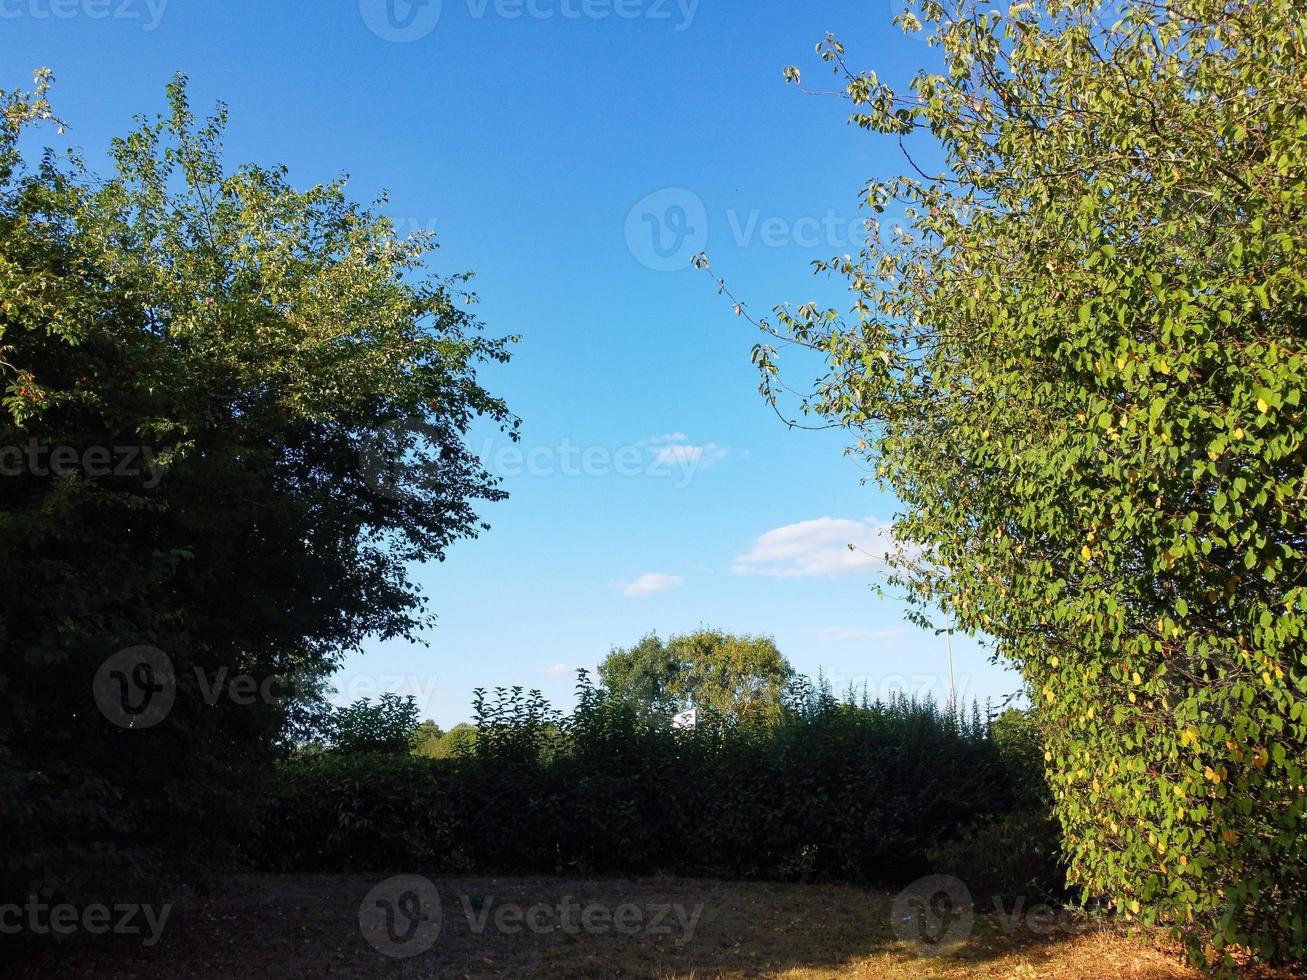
{"left": 638, "top": 432, "right": 728, "bottom": 473}
{"left": 546, "top": 663, "right": 577, "bottom": 676}
{"left": 646, "top": 432, "right": 688, "bottom": 445}
{"left": 637, "top": 433, "right": 731, "bottom": 488}
{"left": 818, "top": 626, "right": 910, "bottom": 643}
{"left": 653, "top": 442, "right": 728, "bottom": 467}
{"left": 616, "top": 572, "right": 684, "bottom": 597}
{"left": 734, "top": 517, "right": 896, "bottom": 579}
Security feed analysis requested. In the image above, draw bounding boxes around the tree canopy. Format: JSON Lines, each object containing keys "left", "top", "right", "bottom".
{"left": 0, "top": 72, "right": 516, "bottom": 907}
{"left": 729, "top": 0, "right": 1305, "bottom": 967}
{"left": 599, "top": 629, "right": 794, "bottom": 725}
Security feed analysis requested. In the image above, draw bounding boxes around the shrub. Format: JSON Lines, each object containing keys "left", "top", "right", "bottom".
{"left": 736, "top": 0, "right": 1307, "bottom": 966}
{"left": 0, "top": 75, "right": 514, "bottom": 920}
{"left": 928, "top": 812, "right": 1067, "bottom": 902}
{"left": 256, "top": 676, "right": 1050, "bottom": 891}
{"left": 329, "top": 694, "right": 421, "bottom": 755}
{"left": 254, "top": 753, "right": 461, "bottom": 873}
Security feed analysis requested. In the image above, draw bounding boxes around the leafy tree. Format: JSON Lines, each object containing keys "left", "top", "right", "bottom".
{"left": 596, "top": 632, "right": 683, "bottom": 721}
{"left": 329, "top": 694, "right": 421, "bottom": 755}
{"left": 721, "top": 0, "right": 1305, "bottom": 967}
{"left": 440, "top": 722, "right": 478, "bottom": 757}
{"left": 0, "top": 72, "right": 516, "bottom": 910}
{"left": 673, "top": 629, "right": 795, "bottom": 725}
{"left": 413, "top": 720, "right": 477, "bottom": 759}
{"left": 412, "top": 719, "right": 444, "bottom": 748}
{"left": 600, "top": 629, "right": 794, "bottom": 725}
{"left": 261, "top": 674, "right": 1019, "bottom": 885}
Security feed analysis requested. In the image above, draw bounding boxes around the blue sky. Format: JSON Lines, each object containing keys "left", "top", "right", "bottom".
{"left": 4, "top": 0, "right": 1021, "bottom": 724}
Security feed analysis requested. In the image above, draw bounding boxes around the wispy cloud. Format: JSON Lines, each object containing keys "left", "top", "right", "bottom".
{"left": 734, "top": 517, "right": 896, "bottom": 578}
{"left": 616, "top": 572, "right": 683, "bottom": 597}
{"left": 546, "top": 663, "right": 579, "bottom": 677}
{"left": 639, "top": 432, "right": 728, "bottom": 476}
{"left": 647, "top": 432, "right": 688, "bottom": 445}
{"left": 653, "top": 442, "right": 727, "bottom": 467}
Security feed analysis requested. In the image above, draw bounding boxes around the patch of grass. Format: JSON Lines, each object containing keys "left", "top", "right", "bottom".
{"left": 14, "top": 875, "right": 1297, "bottom": 978}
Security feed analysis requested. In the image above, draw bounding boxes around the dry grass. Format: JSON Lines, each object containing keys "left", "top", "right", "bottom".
{"left": 14, "top": 874, "right": 1296, "bottom": 979}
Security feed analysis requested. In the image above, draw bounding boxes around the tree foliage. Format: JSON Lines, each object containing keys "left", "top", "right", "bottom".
{"left": 735, "top": 0, "right": 1305, "bottom": 966}
{"left": 0, "top": 73, "right": 516, "bottom": 910}
{"left": 328, "top": 694, "right": 421, "bottom": 755}
{"left": 599, "top": 629, "right": 795, "bottom": 725}
{"left": 259, "top": 674, "right": 1041, "bottom": 887}
{"left": 414, "top": 720, "right": 477, "bottom": 759}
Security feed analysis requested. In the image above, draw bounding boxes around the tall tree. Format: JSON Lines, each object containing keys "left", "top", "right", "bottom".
{"left": 0, "top": 72, "right": 517, "bottom": 909}
{"left": 721, "top": 0, "right": 1306, "bottom": 967}
{"left": 600, "top": 629, "right": 793, "bottom": 725}
{"left": 597, "top": 632, "right": 684, "bottom": 721}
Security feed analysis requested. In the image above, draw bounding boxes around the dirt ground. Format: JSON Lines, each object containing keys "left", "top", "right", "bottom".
{"left": 11, "top": 874, "right": 1295, "bottom": 979}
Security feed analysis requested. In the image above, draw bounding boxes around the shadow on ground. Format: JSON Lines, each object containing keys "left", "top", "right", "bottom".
{"left": 10, "top": 874, "right": 1285, "bottom": 979}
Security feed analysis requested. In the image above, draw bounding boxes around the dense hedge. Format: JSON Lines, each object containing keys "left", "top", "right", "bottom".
{"left": 753, "top": 0, "right": 1307, "bottom": 967}
{"left": 254, "top": 679, "right": 1058, "bottom": 888}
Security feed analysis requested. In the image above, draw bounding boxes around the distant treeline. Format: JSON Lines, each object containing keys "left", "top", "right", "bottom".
{"left": 253, "top": 675, "right": 1063, "bottom": 897}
